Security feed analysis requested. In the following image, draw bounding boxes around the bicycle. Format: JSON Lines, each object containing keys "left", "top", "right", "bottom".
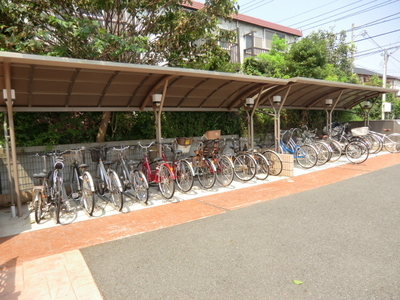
{"left": 255, "top": 137, "right": 283, "bottom": 176}
{"left": 201, "top": 138, "right": 234, "bottom": 186}
{"left": 90, "top": 146, "right": 124, "bottom": 211}
{"left": 188, "top": 139, "right": 217, "bottom": 189}
{"left": 112, "top": 145, "right": 149, "bottom": 204}
{"left": 64, "top": 148, "right": 96, "bottom": 216}
{"left": 367, "top": 129, "right": 400, "bottom": 153}
{"left": 280, "top": 129, "right": 319, "bottom": 169}
{"left": 237, "top": 137, "right": 270, "bottom": 181}
{"left": 298, "top": 127, "right": 333, "bottom": 165}
{"left": 327, "top": 123, "right": 370, "bottom": 164}
{"left": 228, "top": 137, "right": 257, "bottom": 181}
{"left": 162, "top": 141, "right": 195, "bottom": 193}
{"left": 32, "top": 149, "right": 74, "bottom": 224}
{"left": 30, "top": 153, "right": 52, "bottom": 224}
{"left": 136, "top": 141, "right": 176, "bottom": 199}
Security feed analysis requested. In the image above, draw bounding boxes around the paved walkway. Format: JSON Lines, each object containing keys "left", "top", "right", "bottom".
{"left": 0, "top": 152, "right": 399, "bottom": 299}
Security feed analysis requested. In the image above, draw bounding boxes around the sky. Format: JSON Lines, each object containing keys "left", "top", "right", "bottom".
{"left": 200, "top": 0, "right": 400, "bottom": 78}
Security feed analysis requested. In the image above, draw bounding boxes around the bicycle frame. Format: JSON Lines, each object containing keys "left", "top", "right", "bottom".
{"left": 141, "top": 152, "right": 176, "bottom": 183}
{"left": 280, "top": 138, "right": 299, "bottom": 155}
{"left": 189, "top": 140, "right": 216, "bottom": 174}
{"left": 68, "top": 150, "right": 96, "bottom": 199}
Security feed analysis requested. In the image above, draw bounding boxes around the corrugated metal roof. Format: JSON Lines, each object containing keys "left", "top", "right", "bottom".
{"left": 0, "top": 51, "right": 397, "bottom": 113}
{"left": 0, "top": 51, "right": 287, "bottom": 112}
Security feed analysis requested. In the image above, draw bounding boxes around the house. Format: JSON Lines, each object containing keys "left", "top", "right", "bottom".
{"left": 181, "top": 1, "right": 302, "bottom": 64}
{"left": 354, "top": 67, "right": 400, "bottom": 97}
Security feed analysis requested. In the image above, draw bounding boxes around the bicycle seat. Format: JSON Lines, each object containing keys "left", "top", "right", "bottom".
{"left": 103, "top": 160, "right": 114, "bottom": 166}
{"left": 128, "top": 160, "right": 140, "bottom": 166}
{"left": 174, "top": 150, "right": 183, "bottom": 156}
{"left": 78, "top": 163, "right": 89, "bottom": 169}
{"left": 153, "top": 157, "right": 164, "bottom": 163}
{"left": 33, "top": 172, "right": 47, "bottom": 178}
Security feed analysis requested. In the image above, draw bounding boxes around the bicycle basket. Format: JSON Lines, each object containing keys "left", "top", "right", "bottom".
{"left": 90, "top": 148, "right": 108, "bottom": 163}
{"left": 174, "top": 137, "right": 192, "bottom": 154}
{"left": 177, "top": 137, "right": 192, "bottom": 146}
{"left": 351, "top": 127, "right": 369, "bottom": 136}
{"left": 109, "top": 148, "right": 127, "bottom": 162}
{"left": 281, "top": 130, "right": 292, "bottom": 144}
{"left": 175, "top": 137, "right": 193, "bottom": 154}
{"left": 202, "top": 139, "right": 219, "bottom": 157}
{"left": 63, "top": 150, "right": 85, "bottom": 165}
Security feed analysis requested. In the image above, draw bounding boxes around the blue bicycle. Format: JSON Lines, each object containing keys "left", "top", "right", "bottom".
{"left": 280, "top": 129, "right": 318, "bottom": 169}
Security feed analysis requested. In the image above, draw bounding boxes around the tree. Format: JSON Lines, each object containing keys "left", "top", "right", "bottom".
{"left": 351, "top": 75, "right": 399, "bottom": 121}
{"left": 242, "top": 34, "right": 289, "bottom": 78}
{"left": 241, "top": 30, "right": 360, "bottom": 134}
{"left": 0, "top": 0, "right": 239, "bottom": 143}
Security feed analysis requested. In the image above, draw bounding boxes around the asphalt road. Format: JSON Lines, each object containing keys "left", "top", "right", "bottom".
{"left": 81, "top": 164, "right": 400, "bottom": 300}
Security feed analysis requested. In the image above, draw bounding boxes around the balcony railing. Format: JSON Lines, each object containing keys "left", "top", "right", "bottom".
{"left": 221, "top": 46, "right": 270, "bottom": 63}
{"left": 244, "top": 47, "right": 269, "bottom": 58}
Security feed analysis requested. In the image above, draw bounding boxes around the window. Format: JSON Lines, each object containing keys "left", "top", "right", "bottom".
{"left": 245, "top": 34, "right": 253, "bottom": 49}
{"left": 264, "top": 30, "right": 285, "bottom": 49}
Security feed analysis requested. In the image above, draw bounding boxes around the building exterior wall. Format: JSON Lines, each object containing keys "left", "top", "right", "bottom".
{"left": 218, "top": 18, "right": 299, "bottom": 64}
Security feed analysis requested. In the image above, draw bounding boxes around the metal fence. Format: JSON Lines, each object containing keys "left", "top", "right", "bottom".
{"left": 0, "top": 135, "right": 238, "bottom": 200}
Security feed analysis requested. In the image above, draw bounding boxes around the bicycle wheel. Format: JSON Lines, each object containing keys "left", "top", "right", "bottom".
{"left": 233, "top": 153, "right": 256, "bottom": 181}
{"left": 54, "top": 175, "right": 63, "bottom": 224}
{"left": 262, "top": 150, "right": 283, "bottom": 176}
{"left": 136, "top": 162, "right": 151, "bottom": 184}
{"left": 116, "top": 162, "right": 129, "bottom": 191}
{"left": 95, "top": 166, "right": 106, "bottom": 195}
{"left": 326, "top": 140, "right": 342, "bottom": 162}
{"left": 253, "top": 153, "right": 269, "bottom": 180}
{"left": 158, "top": 163, "right": 175, "bottom": 199}
{"left": 345, "top": 141, "right": 369, "bottom": 164}
{"left": 108, "top": 170, "right": 124, "bottom": 211}
{"left": 383, "top": 133, "right": 400, "bottom": 153}
{"left": 33, "top": 190, "right": 45, "bottom": 224}
{"left": 295, "top": 145, "right": 318, "bottom": 169}
{"left": 69, "top": 167, "right": 81, "bottom": 198}
{"left": 197, "top": 158, "right": 216, "bottom": 189}
{"left": 366, "top": 134, "right": 382, "bottom": 154}
{"left": 80, "top": 172, "right": 95, "bottom": 216}
{"left": 174, "top": 159, "right": 194, "bottom": 192}
{"left": 313, "top": 141, "right": 331, "bottom": 166}
{"left": 215, "top": 155, "right": 234, "bottom": 186}
{"left": 131, "top": 169, "right": 149, "bottom": 204}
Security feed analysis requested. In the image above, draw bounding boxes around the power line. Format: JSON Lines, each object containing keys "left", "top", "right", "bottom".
{"left": 349, "top": 16, "right": 400, "bottom": 33}
{"left": 302, "top": 0, "right": 398, "bottom": 31}
{"left": 354, "top": 29, "right": 400, "bottom": 43}
{"left": 356, "top": 42, "right": 400, "bottom": 55}
{"left": 365, "top": 32, "right": 383, "bottom": 50}
{"left": 277, "top": 0, "right": 338, "bottom": 23}
{"left": 288, "top": 0, "right": 362, "bottom": 27}
{"left": 239, "top": 0, "right": 261, "bottom": 9}
{"left": 354, "top": 44, "right": 400, "bottom": 58}
{"left": 352, "top": 11, "right": 400, "bottom": 31}
{"left": 240, "top": 0, "right": 274, "bottom": 14}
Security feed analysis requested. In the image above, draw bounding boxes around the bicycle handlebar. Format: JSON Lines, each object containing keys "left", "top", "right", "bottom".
{"left": 137, "top": 141, "right": 157, "bottom": 149}
{"left": 112, "top": 145, "right": 131, "bottom": 151}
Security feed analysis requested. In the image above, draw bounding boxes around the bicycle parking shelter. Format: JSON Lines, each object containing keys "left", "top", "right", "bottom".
{"left": 0, "top": 51, "right": 397, "bottom": 217}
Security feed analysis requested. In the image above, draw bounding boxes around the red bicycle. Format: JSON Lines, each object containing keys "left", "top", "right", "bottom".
{"left": 136, "top": 141, "right": 176, "bottom": 199}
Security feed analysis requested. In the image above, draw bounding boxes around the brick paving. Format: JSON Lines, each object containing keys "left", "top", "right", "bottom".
{"left": 0, "top": 152, "right": 399, "bottom": 299}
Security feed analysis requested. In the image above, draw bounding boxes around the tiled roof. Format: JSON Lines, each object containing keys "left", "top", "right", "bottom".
{"left": 354, "top": 67, "right": 399, "bottom": 80}
{"left": 181, "top": 1, "right": 302, "bottom": 37}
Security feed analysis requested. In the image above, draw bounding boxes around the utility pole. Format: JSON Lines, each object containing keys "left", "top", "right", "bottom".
{"left": 381, "top": 48, "right": 389, "bottom": 120}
